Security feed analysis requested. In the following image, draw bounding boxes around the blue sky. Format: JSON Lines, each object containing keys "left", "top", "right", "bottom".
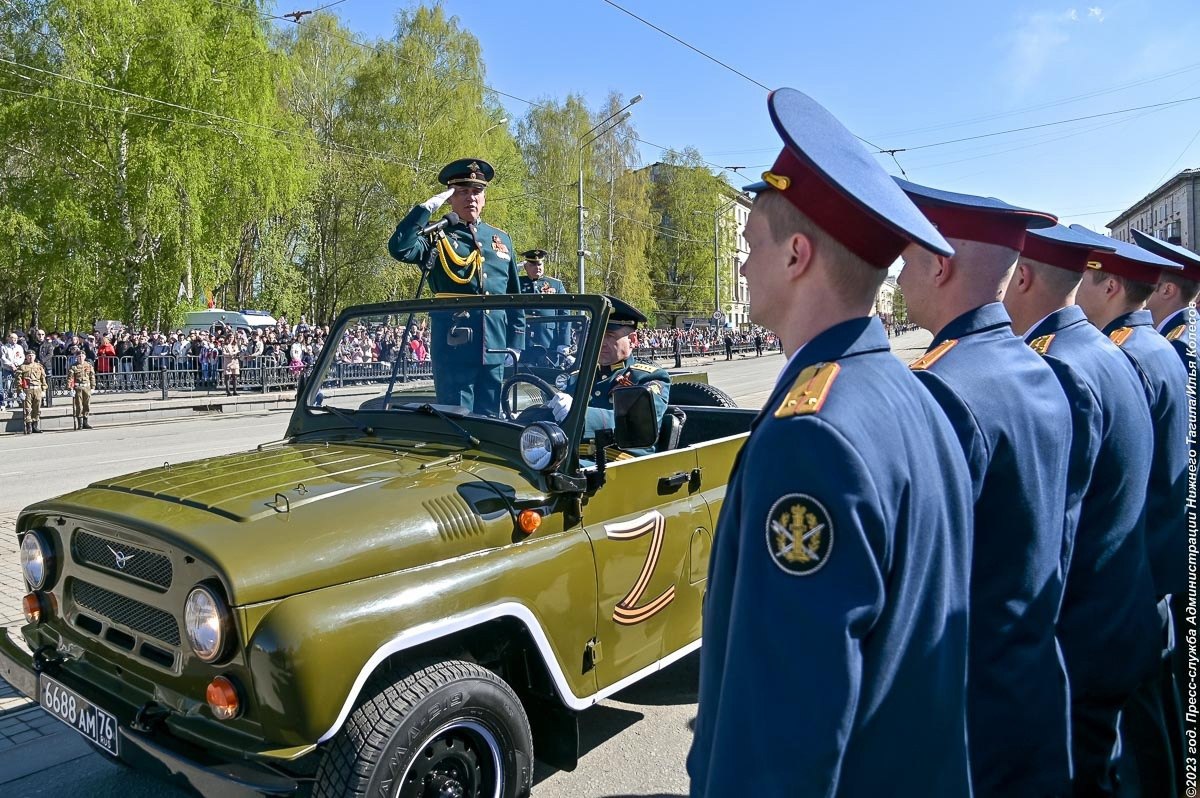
{"left": 305, "top": 0, "right": 1199, "bottom": 232}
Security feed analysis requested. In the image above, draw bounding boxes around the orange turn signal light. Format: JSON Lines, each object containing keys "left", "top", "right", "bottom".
{"left": 22, "top": 593, "right": 43, "bottom": 624}
{"left": 206, "top": 675, "right": 241, "bottom": 720}
{"left": 517, "top": 509, "right": 542, "bottom": 535}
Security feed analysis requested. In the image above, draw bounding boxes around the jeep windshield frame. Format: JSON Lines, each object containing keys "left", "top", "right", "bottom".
{"left": 286, "top": 294, "right": 611, "bottom": 483}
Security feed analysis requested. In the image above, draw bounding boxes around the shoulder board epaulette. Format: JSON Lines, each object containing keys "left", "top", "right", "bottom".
{"left": 1166, "top": 324, "right": 1186, "bottom": 343}
{"left": 1028, "top": 334, "right": 1055, "bottom": 355}
{"left": 909, "top": 339, "right": 958, "bottom": 371}
{"left": 630, "top": 362, "right": 659, "bottom": 373}
{"left": 774, "top": 362, "right": 840, "bottom": 419}
{"left": 1108, "top": 327, "right": 1133, "bottom": 346}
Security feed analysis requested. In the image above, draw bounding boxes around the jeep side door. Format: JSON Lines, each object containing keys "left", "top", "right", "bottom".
{"left": 581, "top": 447, "right": 710, "bottom": 690}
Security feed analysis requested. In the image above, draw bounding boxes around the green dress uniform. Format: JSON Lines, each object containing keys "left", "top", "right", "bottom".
{"left": 568, "top": 355, "right": 670, "bottom": 459}
{"left": 387, "top": 159, "right": 524, "bottom": 416}
{"left": 518, "top": 273, "right": 570, "bottom": 355}
{"left": 16, "top": 360, "right": 47, "bottom": 432}
{"left": 69, "top": 361, "right": 96, "bottom": 423}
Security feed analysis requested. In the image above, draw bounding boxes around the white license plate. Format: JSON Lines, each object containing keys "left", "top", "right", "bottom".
{"left": 39, "top": 674, "right": 119, "bottom": 757}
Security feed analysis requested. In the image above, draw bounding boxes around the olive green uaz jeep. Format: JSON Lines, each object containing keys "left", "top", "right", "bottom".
{"left": 0, "top": 294, "right": 752, "bottom": 797}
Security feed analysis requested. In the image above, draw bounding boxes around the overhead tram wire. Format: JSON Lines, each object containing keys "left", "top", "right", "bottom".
{"left": 0, "top": 56, "right": 434, "bottom": 175}
{"left": 0, "top": 82, "right": 427, "bottom": 173}
{"left": 600, "top": 0, "right": 888, "bottom": 153}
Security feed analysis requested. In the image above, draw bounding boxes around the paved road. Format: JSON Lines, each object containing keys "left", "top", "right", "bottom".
{"left": 0, "top": 328, "right": 932, "bottom": 797}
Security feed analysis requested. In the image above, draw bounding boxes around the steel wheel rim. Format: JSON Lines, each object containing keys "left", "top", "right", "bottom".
{"left": 394, "top": 718, "right": 504, "bottom": 798}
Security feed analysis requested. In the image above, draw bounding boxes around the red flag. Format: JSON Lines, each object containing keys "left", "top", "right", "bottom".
{"left": 206, "top": 290, "right": 215, "bottom": 309}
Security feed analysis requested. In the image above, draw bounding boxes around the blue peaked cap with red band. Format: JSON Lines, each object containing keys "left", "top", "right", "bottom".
{"left": 742, "top": 88, "right": 952, "bottom": 268}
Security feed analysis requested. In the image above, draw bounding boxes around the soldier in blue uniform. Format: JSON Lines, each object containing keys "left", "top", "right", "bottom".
{"left": 896, "top": 178, "right": 1073, "bottom": 798}
{"left": 388, "top": 158, "right": 524, "bottom": 415}
{"left": 1003, "top": 222, "right": 1160, "bottom": 796}
{"left": 1133, "top": 227, "right": 1199, "bottom": 372}
{"left": 517, "top": 249, "right": 571, "bottom": 361}
{"left": 1070, "top": 223, "right": 1187, "bottom": 798}
{"left": 1133, "top": 226, "right": 1198, "bottom": 790}
{"left": 548, "top": 295, "right": 669, "bottom": 459}
{"left": 688, "top": 88, "right": 973, "bottom": 797}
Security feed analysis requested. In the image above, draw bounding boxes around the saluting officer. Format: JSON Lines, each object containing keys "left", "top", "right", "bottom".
{"left": 1071, "top": 223, "right": 1188, "bottom": 797}
{"left": 67, "top": 346, "right": 96, "bottom": 430}
{"left": 548, "top": 296, "right": 669, "bottom": 459}
{"left": 16, "top": 349, "right": 47, "bottom": 434}
{"left": 897, "top": 178, "right": 1073, "bottom": 798}
{"left": 517, "top": 249, "right": 571, "bottom": 357}
{"left": 388, "top": 158, "right": 525, "bottom": 415}
{"left": 689, "top": 88, "right": 974, "bottom": 797}
{"left": 1133, "top": 227, "right": 1199, "bottom": 373}
{"left": 1003, "top": 223, "right": 1160, "bottom": 795}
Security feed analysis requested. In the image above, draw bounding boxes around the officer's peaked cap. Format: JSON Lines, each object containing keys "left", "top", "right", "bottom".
{"left": 438, "top": 158, "right": 494, "bottom": 188}
{"left": 1130, "top": 228, "right": 1200, "bottom": 281}
{"left": 895, "top": 178, "right": 1056, "bottom": 252}
{"left": 1023, "top": 223, "right": 1115, "bottom": 273}
{"left": 520, "top": 249, "right": 548, "bottom": 262}
{"left": 742, "top": 87, "right": 953, "bottom": 268}
{"left": 1068, "top": 224, "right": 1181, "bottom": 285}
{"left": 604, "top": 295, "right": 647, "bottom": 328}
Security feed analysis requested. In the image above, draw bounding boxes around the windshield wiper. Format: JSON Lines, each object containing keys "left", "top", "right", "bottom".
{"left": 307, "top": 405, "right": 372, "bottom": 436}
{"left": 411, "top": 403, "right": 480, "bottom": 447}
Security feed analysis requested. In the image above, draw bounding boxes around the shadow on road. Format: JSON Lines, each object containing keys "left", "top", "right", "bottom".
{"left": 532, "top": 702, "right": 644, "bottom": 784}
{"left": 608, "top": 651, "right": 699, "bottom": 707}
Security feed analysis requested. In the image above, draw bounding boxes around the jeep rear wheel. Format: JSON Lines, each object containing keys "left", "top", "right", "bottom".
{"left": 314, "top": 659, "right": 533, "bottom": 798}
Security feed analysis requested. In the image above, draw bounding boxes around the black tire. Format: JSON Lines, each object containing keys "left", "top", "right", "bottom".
{"left": 668, "top": 381, "right": 738, "bottom": 408}
{"left": 313, "top": 659, "right": 533, "bottom": 798}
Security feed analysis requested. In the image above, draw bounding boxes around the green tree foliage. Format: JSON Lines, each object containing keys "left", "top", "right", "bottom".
{"left": 0, "top": 0, "right": 737, "bottom": 335}
{"left": 645, "top": 149, "right": 730, "bottom": 327}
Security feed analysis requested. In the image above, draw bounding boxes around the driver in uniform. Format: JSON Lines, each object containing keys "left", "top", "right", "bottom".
{"left": 549, "top": 295, "right": 670, "bottom": 459}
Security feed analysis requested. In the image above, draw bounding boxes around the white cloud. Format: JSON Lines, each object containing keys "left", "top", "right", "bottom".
{"left": 1088, "top": 6, "right": 1105, "bottom": 22}
{"left": 1007, "top": 7, "right": 1105, "bottom": 93}
{"left": 1068, "top": 8, "right": 1079, "bottom": 21}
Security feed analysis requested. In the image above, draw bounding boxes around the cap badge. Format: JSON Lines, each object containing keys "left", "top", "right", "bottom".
{"left": 766, "top": 494, "right": 833, "bottom": 576}
{"left": 762, "top": 171, "right": 791, "bottom": 191}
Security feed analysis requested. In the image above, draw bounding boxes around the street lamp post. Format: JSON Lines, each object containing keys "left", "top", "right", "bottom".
{"left": 484, "top": 117, "right": 508, "bottom": 135}
{"left": 700, "top": 193, "right": 749, "bottom": 322}
{"left": 577, "top": 94, "right": 642, "bottom": 293}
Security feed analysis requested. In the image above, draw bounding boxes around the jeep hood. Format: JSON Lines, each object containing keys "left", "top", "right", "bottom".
{"left": 47, "top": 442, "right": 527, "bottom": 604}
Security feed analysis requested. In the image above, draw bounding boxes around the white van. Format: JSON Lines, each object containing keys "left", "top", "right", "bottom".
{"left": 182, "top": 309, "right": 278, "bottom": 335}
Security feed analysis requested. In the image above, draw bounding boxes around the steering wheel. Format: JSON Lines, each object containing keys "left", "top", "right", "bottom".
{"left": 501, "top": 373, "right": 559, "bottom": 421}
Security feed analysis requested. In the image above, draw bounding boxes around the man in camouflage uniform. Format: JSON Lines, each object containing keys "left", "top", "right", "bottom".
{"left": 15, "top": 349, "right": 47, "bottom": 434}
{"left": 68, "top": 347, "right": 96, "bottom": 430}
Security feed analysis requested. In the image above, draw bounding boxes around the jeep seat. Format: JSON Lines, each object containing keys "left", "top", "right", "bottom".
{"left": 656, "top": 405, "right": 686, "bottom": 452}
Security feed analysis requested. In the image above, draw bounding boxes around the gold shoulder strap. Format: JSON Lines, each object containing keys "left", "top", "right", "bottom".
{"left": 909, "top": 339, "right": 958, "bottom": 371}
{"left": 774, "top": 362, "right": 840, "bottom": 418}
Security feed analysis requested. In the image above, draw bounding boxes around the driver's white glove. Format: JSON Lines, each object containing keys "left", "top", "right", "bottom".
{"left": 547, "top": 392, "right": 572, "bottom": 422}
{"left": 556, "top": 345, "right": 572, "bottom": 355}
{"left": 419, "top": 188, "right": 454, "bottom": 213}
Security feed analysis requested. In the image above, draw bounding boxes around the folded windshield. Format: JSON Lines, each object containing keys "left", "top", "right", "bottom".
{"left": 305, "top": 299, "right": 595, "bottom": 425}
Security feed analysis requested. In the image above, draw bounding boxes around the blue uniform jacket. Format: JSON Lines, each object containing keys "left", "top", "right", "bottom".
{"left": 566, "top": 355, "right": 670, "bottom": 457}
{"left": 518, "top": 274, "right": 571, "bottom": 352}
{"left": 1104, "top": 309, "right": 1189, "bottom": 599}
{"left": 1160, "top": 306, "right": 1197, "bottom": 377}
{"left": 1026, "top": 306, "right": 1159, "bottom": 698}
{"left": 911, "top": 302, "right": 1071, "bottom": 797}
{"left": 689, "top": 317, "right": 973, "bottom": 798}
{"left": 388, "top": 205, "right": 524, "bottom": 365}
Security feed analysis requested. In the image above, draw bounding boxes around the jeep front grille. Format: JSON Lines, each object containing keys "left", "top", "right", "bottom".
{"left": 71, "top": 580, "right": 181, "bottom": 646}
{"left": 73, "top": 530, "right": 173, "bottom": 591}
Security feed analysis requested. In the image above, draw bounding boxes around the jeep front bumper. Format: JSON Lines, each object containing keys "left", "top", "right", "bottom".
{"left": 0, "top": 627, "right": 299, "bottom": 797}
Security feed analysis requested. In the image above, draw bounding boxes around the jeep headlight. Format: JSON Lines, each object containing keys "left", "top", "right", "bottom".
{"left": 185, "top": 585, "right": 229, "bottom": 662}
{"left": 19, "top": 530, "right": 53, "bottom": 590}
{"left": 520, "top": 422, "right": 568, "bottom": 472}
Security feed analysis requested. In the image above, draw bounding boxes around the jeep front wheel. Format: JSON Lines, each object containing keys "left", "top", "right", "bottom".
{"left": 314, "top": 659, "right": 534, "bottom": 798}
